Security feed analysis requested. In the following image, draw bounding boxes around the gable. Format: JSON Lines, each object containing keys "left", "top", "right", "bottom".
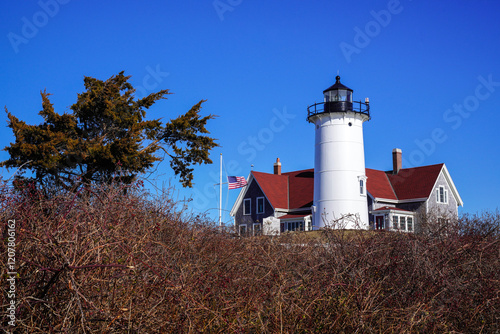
{"left": 429, "top": 164, "right": 464, "bottom": 207}
{"left": 387, "top": 164, "right": 443, "bottom": 200}
{"left": 251, "top": 169, "right": 314, "bottom": 210}
{"left": 230, "top": 172, "right": 279, "bottom": 217}
{"left": 252, "top": 171, "right": 289, "bottom": 209}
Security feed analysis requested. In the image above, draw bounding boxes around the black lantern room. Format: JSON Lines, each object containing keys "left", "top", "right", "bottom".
{"left": 307, "top": 75, "right": 370, "bottom": 121}
{"left": 324, "top": 75, "right": 353, "bottom": 103}
{"left": 323, "top": 75, "right": 353, "bottom": 113}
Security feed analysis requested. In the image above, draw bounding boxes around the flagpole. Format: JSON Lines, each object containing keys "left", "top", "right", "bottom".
{"left": 219, "top": 153, "right": 222, "bottom": 228}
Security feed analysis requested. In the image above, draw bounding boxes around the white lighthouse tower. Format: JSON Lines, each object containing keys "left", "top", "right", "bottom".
{"left": 307, "top": 76, "right": 370, "bottom": 229}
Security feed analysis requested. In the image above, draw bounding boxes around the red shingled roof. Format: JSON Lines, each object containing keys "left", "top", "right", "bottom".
{"left": 279, "top": 214, "right": 311, "bottom": 220}
{"left": 373, "top": 206, "right": 412, "bottom": 212}
{"left": 252, "top": 171, "right": 288, "bottom": 209}
{"left": 251, "top": 164, "right": 443, "bottom": 208}
{"left": 252, "top": 169, "right": 314, "bottom": 210}
{"left": 286, "top": 169, "right": 314, "bottom": 209}
{"left": 387, "top": 164, "right": 443, "bottom": 200}
{"left": 366, "top": 168, "right": 397, "bottom": 200}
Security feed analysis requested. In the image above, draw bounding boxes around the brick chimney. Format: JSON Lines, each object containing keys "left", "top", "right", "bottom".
{"left": 273, "top": 158, "right": 281, "bottom": 175}
{"left": 392, "top": 148, "right": 402, "bottom": 174}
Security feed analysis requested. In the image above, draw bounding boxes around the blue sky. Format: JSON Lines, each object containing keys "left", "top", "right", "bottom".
{"left": 1, "top": 0, "right": 499, "bottom": 224}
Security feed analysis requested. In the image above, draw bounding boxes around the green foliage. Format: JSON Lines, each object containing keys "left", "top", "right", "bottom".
{"left": 1, "top": 72, "right": 218, "bottom": 190}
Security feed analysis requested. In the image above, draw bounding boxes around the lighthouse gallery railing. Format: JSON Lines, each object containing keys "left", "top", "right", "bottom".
{"left": 307, "top": 101, "right": 370, "bottom": 121}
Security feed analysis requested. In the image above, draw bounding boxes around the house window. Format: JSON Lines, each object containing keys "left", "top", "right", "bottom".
{"left": 243, "top": 198, "right": 251, "bottom": 215}
{"left": 285, "top": 221, "right": 304, "bottom": 232}
{"left": 407, "top": 217, "right": 413, "bottom": 232}
{"left": 239, "top": 224, "right": 247, "bottom": 235}
{"left": 436, "top": 186, "right": 448, "bottom": 204}
{"left": 400, "top": 216, "right": 406, "bottom": 231}
{"left": 438, "top": 217, "right": 449, "bottom": 225}
{"left": 256, "top": 197, "right": 265, "bottom": 214}
{"left": 253, "top": 223, "right": 261, "bottom": 235}
{"left": 393, "top": 215, "right": 399, "bottom": 229}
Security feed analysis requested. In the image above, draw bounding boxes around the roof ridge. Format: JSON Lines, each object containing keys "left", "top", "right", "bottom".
{"left": 282, "top": 168, "right": 314, "bottom": 175}
{"left": 259, "top": 165, "right": 444, "bottom": 176}
{"left": 386, "top": 163, "right": 443, "bottom": 200}
{"left": 397, "top": 163, "right": 444, "bottom": 171}
{"left": 385, "top": 171, "right": 398, "bottom": 200}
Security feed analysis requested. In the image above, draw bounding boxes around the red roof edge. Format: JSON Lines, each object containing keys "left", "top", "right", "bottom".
{"left": 373, "top": 206, "right": 412, "bottom": 212}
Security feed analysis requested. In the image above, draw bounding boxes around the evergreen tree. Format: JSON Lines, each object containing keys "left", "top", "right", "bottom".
{"left": 1, "top": 72, "right": 218, "bottom": 190}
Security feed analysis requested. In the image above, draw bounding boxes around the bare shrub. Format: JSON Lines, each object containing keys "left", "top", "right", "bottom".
{"left": 417, "top": 209, "right": 460, "bottom": 238}
{"left": 0, "top": 180, "right": 498, "bottom": 332}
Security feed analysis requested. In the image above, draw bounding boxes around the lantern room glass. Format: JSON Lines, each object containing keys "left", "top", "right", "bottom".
{"left": 324, "top": 89, "right": 352, "bottom": 102}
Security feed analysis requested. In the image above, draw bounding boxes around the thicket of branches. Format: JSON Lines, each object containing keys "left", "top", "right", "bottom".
{"left": 1, "top": 179, "right": 499, "bottom": 333}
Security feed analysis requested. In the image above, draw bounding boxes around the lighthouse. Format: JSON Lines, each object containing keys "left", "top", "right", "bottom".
{"left": 307, "top": 76, "right": 370, "bottom": 229}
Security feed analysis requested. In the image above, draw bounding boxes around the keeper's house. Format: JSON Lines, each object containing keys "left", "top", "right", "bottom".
{"left": 229, "top": 151, "right": 463, "bottom": 235}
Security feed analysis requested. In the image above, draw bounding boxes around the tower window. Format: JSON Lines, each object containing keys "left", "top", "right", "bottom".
{"left": 358, "top": 176, "right": 367, "bottom": 196}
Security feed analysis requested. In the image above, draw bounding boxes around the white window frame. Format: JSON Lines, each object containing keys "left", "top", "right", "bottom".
{"left": 285, "top": 221, "right": 304, "bottom": 232}
{"left": 436, "top": 186, "right": 448, "bottom": 204}
{"left": 256, "top": 197, "right": 265, "bottom": 214}
{"left": 438, "top": 217, "right": 449, "bottom": 225}
{"left": 358, "top": 175, "right": 367, "bottom": 196}
{"left": 253, "top": 223, "right": 261, "bottom": 235}
{"left": 243, "top": 198, "right": 251, "bottom": 215}
{"left": 305, "top": 218, "right": 312, "bottom": 231}
{"left": 393, "top": 215, "right": 399, "bottom": 230}
{"left": 407, "top": 217, "right": 413, "bottom": 232}
{"left": 399, "top": 216, "right": 406, "bottom": 231}
{"left": 239, "top": 224, "right": 247, "bottom": 235}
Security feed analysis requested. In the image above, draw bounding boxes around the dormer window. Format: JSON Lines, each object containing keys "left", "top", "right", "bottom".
{"left": 436, "top": 186, "right": 448, "bottom": 204}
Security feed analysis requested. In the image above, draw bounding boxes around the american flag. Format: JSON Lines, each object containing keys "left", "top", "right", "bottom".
{"left": 227, "top": 176, "right": 247, "bottom": 189}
